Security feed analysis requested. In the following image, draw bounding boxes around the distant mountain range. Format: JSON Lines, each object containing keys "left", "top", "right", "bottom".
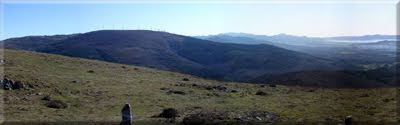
{"left": 1, "top": 30, "right": 339, "bottom": 82}
{"left": 198, "top": 33, "right": 397, "bottom": 64}
{"left": 196, "top": 33, "right": 334, "bottom": 47}
{"left": 1, "top": 30, "right": 396, "bottom": 87}
{"left": 327, "top": 34, "right": 397, "bottom": 41}
{"left": 198, "top": 33, "right": 397, "bottom": 44}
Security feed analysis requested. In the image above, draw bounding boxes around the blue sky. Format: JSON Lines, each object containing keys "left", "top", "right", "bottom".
{"left": 1, "top": 1, "right": 397, "bottom": 39}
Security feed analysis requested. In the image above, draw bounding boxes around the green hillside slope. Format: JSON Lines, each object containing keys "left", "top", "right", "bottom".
{"left": 1, "top": 49, "right": 397, "bottom": 124}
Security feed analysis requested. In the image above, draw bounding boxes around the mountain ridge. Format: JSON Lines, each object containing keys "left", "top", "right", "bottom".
{"left": 2, "top": 30, "right": 339, "bottom": 82}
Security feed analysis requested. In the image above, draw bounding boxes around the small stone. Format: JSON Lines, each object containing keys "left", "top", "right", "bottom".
{"left": 159, "top": 108, "right": 178, "bottom": 118}
{"left": 231, "top": 89, "right": 239, "bottom": 93}
{"left": 160, "top": 87, "right": 170, "bottom": 91}
{"left": 41, "top": 95, "right": 52, "bottom": 101}
{"left": 46, "top": 100, "right": 68, "bottom": 109}
{"left": 382, "top": 98, "right": 392, "bottom": 103}
{"left": 2, "top": 78, "right": 13, "bottom": 90}
{"left": 256, "top": 91, "right": 268, "bottom": 96}
{"left": 167, "top": 90, "right": 186, "bottom": 95}
{"left": 359, "top": 94, "right": 369, "bottom": 97}
{"left": 183, "top": 114, "right": 205, "bottom": 125}
{"left": 307, "top": 89, "right": 316, "bottom": 92}
{"left": 13, "top": 81, "right": 26, "bottom": 90}
{"left": 206, "top": 93, "right": 220, "bottom": 97}
{"left": 175, "top": 82, "right": 185, "bottom": 86}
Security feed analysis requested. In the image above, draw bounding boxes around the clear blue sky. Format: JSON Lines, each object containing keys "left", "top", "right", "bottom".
{"left": 1, "top": 0, "right": 397, "bottom": 39}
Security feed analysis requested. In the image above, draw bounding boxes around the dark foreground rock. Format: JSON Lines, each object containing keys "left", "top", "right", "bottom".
{"left": 256, "top": 91, "right": 268, "bottom": 96}
{"left": 344, "top": 115, "right": 352, "bottom": 125}
{"left": 167, "top": 90, "right": 186, "bottom": 95}
{"left": 41, "top": 95, "right": 52, "bottom": 101}
{"left": 46, "top": 100, "right": 68, "bottom": 109}
{"left": 13, "top": 81, "right": 26, "bottom": 89}
{"left": 159, "top": 108, "right": 179, "bottom": 118}
{"left": 1, "top": 78, "right": 30, "bottom": 90}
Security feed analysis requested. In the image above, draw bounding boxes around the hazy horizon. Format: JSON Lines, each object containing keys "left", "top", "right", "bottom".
{"left": 1, "top": 29, "right": 398, "bottom": 41}
{"left": 2, "top": 0, "right": 397, "bottom": 39}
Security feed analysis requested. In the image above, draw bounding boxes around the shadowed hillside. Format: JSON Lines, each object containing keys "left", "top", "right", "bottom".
{"left": 2, "top": 30, "right": 339, "bottom": 82}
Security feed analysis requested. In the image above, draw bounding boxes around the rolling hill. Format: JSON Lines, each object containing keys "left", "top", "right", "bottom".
{"left": 2, "top": 49, "right": 397, "bottom": 123}
{"left": 2, "top": 30, "right": 339, "bottom": 82}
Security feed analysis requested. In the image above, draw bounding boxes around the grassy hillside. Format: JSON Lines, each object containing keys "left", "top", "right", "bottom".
{"left": 1, "top": 49, "right": 397, "bottom": 124}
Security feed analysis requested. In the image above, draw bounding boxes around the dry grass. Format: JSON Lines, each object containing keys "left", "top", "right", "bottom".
{"left": 1, "top": 49, "right": 397, "bottom": 123}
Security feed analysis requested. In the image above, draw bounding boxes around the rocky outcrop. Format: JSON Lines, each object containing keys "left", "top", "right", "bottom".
{"left": 1, "top": 78, "right": 28, "bottom": 90}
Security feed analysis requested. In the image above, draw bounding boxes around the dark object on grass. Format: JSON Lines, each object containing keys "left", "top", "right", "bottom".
{"left": 160, "top": 87, "right": 170, "bottom": 91}
{"left": 41, "top": 95, "right": 52, "bottom": 101}
{"left": 159, "top": 108, "right": 178, "bottom": 118}
{"left": 175, "top": 82, "right": 186, "bottom": 86}
{"left": 183, "top": 78, "right": 189, "bottom": 81}
{"left": 269, "top": 84, "right": 277, "bottom": 87}
{"left": 120, "top": 103, "right": 132, "bottom": 125}
{"left": 13, "top": 81, "right": 26, "bottom": 90}
{"left": 87, "top": 70, "right": 95, "bottom": 73}
{"left": 46, "top": 100, "right": 68, "bottom": 109}
{"left": 182, "top": 114, "right": 206, "bottom": 125}
{"left": 307, "top": 89, "right": 316, "bottom": 92}
{"left": 256, "top": 91, "right": 268, "bottom": 96}
{"left": 344, "top": 115, "right": 352, "bottom": 125}
{"left": 205, "top": 85, "right": 227, "bottom": 91}
{"left": 230, "top": 89, "right": 239, "bottom": 93}
{"left": 2, "top": 78, "right": 13, "bottom": 90}
{"left": 167, "top": 90, "right": 186, "bottom": 95}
